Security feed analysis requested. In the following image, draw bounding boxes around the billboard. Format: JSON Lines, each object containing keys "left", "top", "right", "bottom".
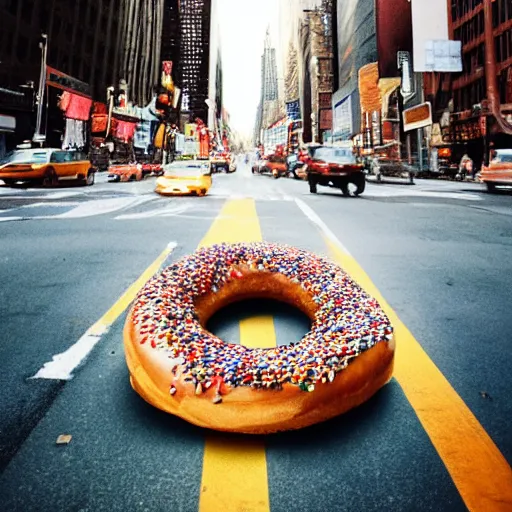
{"left": 403, "top": 102, "right": 432, "bottom": 132}
{"left": 333, "top": 95, "right": 353, "bottom": 139}
{"left": 375, "top": 0, "right": 413, "bottom": 78}
{"left": 411, "top": 0, "right": 449, "bottom": 72}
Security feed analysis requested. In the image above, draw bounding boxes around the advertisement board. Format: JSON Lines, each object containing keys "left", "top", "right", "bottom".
{"left": 411, "top": 0, "right": 449, "bottom": 72}
{"left": 333, "top": 95, "right": 353, "bottom": 139}
{"left": 403, "top": 102, "right": 432, "bottom": 132}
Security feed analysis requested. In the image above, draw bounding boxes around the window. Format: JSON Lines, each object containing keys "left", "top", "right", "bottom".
{"left": 50, "top": 151, "right": 67, "bottom": 163}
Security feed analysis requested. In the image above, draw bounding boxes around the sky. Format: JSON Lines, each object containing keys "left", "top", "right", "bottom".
{"left": 217, "top": 0, "right": 281, "bottom": 140}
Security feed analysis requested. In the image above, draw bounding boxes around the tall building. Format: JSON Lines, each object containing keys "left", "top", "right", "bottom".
{"left": 332, "top": 0, "right": 378, "bottom": 141}
{"left": 254, "top": 30, "right": 280, "bottom": 144}
{"left": 120, "top": 0, "right": 167, "bottom": 107}
{"left": 0, "top": 0, "right": 126, "bottom": 149}
{"left": 179, "top": 0, "right": 212, "bottom": 124}
{"left": 298, "top": 1, "right": 334, "bottom": 143}
{"left": 208, "top": 0, "right": 223, "bottom": 131}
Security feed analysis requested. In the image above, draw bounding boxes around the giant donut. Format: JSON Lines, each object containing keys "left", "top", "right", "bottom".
{"left": 124, "top": 242, "right": 395, "bottom": 434}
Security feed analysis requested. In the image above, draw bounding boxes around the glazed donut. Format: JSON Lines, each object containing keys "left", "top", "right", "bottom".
{"left": 124, "top": 242, "right": 395, "bottom": 434}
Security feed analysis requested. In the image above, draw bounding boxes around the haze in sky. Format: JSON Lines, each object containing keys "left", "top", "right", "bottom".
{"left": 217, "top": 0, "right": 281, "bottom": 140}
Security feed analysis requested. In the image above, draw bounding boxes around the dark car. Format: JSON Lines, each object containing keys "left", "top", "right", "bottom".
{"left": 305, "top": 145, "right": 365, "bottom": 196}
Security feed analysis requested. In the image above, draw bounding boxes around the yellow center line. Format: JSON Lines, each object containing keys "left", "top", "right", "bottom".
{"left": 198, "top": 199, "right": 271, "bottom": 512}
{"left": 325, "top": 238, "right": 512, "bottom": 511}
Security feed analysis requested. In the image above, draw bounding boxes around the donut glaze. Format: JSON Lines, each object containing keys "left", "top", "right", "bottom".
{"left": 124, "top": 242, "right": 395, "bottom": 433}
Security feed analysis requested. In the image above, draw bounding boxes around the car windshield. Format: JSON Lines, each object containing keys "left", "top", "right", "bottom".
{"left": 494, "top": 151, "right": 512, "bottom": 163}
{"left": 165, "top": 162, "right": 209, "bottom": 176}
{"left": 1, "top": 150, "right": 49, "bottom": 165}
{"left": 310, "top": 147, "right": 355, "bottom": 164}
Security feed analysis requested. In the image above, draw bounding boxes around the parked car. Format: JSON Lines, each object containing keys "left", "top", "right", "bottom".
{"left": 155, "top": 159, "right": 212, "bottom": 196}
{"left": 305, "top": 145, "right": 366, "bottom": 196}
{"left": 108, "top": 163, "right": 143, "bottom": 182}
{"left": 369, "top": 157, "right": 415, "bottom": 184}
{"left": 0, "top": 148, "right": 95, "bottom": 187}
{"left": 480, "top": 149, "right": 512, "bottom": 192}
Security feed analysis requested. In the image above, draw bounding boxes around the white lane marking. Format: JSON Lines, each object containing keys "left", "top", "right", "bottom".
{"left": 40, "top": 196, "right": 152, "bottom": 219}
{"left": 0, "top": 216, "right": 23, "bottom": 222}
{"left": 364, "top": 187, "right": 482, "bottom": 201}
{"left": 294, "top": 198, "right": 351, "bottom": 256}
{"left": 0, "top": 191, "right": 83, "bottom": 200}
{"left": 207, "top": 189, "right": 294, "bottom": 201}
{"left": 21, "top": 201, "right": 81, "bottom": 208}
{"left": 115, "top": 203, "right": 192, "bottom": 220}
{"left": 31, "top": 330, "right": 108, "bottom": 380}
{"left": 32, "top": 241, "right": 178, "bottom": 380}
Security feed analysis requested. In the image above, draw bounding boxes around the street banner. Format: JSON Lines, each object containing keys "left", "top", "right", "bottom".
{"left": 161, "top": 61, "right": 174, "bottom": 92}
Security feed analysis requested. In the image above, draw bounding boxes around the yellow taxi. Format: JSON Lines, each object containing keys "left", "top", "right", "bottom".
{"left": 480, "top": 149, "right": 512, "bottom": 192}
{"left": 0, "top": 148, "right": 95, "bottom": 187}
{"left": 155, "top": 160, "right": 212, "bottom": 196}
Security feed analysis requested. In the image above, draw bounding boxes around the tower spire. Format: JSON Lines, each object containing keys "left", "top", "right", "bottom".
{"left": 265, "top": 26, "right": 271, "bottom": 49}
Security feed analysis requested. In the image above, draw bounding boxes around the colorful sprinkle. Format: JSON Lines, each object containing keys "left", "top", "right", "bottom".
{"left": 130, "top": 242, "right": 393, "bottom": 399}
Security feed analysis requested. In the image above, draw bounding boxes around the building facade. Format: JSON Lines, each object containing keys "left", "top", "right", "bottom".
{"left": 178, "top": 0, "right": 212, "bottom": 125}
{"left": 0, "top": 0, "right": 177, "bottom": 153}
{"left": 0, "top": 0, "right": 126, "bottom": 150}
{"left": 254, "top": 31, "right": 281, "bottom": 145}
{"left": 332, "top": 0, "right": 377, "bottom": 141}
{"left": 120, "top": 0, "right": 167, "bottom": 107}
{"left": 449, "top": 0, "right": 512, "bottom": 159}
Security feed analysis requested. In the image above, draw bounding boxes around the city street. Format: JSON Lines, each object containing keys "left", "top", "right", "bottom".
{"left": 0, "top": 163, "right": 511, "bottom": 511}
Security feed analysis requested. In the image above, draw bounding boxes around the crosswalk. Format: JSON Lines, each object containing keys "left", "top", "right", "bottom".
{"left": 0, "top": 179, "right": 488, "bottom": 223}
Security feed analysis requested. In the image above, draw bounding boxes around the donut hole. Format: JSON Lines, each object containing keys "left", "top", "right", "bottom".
{"left": 206, "top": 298, "right": 312, "bottom": 347}
{"left": 194, "top": 270, "right": 318, "bottom": 347}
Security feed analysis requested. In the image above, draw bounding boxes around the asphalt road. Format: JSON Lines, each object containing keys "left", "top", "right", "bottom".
{"left": 0, "top": 163, "right": 511, "bottom": 511}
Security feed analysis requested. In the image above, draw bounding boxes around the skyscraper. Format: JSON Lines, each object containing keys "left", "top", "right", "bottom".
{"left": 178, "top": 0, "right": 212, "bottom": 124}
{"left": 254, "top": 29, "right": 280, "bottom": 144}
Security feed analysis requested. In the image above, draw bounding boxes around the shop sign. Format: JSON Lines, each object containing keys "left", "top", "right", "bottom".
{"left": 403, "top": 102, "right": 432, "bottom": 131}
{"left": 46, "top": 66, "right": 91, "bottom": 98}
{"left": 333, "top": 95, "right": 353, "bottom": 138}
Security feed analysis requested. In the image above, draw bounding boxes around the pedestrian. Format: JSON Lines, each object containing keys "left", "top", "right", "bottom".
{"left": 458, "top": 154, "right": 473, "bottom": 181}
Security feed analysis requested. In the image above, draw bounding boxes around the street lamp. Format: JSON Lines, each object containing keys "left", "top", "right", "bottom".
{"left": 33, "top": 33, "right": 48, "bottom": 145}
